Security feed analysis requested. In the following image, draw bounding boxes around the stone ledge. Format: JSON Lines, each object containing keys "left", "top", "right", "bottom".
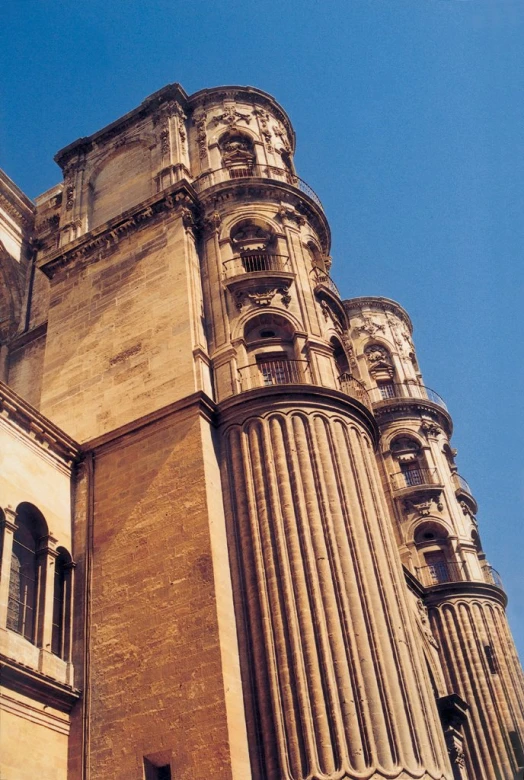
{"left": 0, "top": 654, "right": 80, "bottom": 713}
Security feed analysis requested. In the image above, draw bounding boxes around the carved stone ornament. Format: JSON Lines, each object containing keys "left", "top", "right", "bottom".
{"left": 203, "top": 211, "right": 221, "bottom": 233}
{"left": 459, "top": 500, "right": 475, "bottom": 519}
{"left": 416, "top": 599, "right": 439, "bottom": 649}
{"left": 357, "top": 316, "right": 385, "bottom": 337}
{"left": 421, "top": 420, "right": 442, "bottom": 438}
{"left": 403, "top": 492, "right": 443, "bottom": 516}
{"left": 448, "top": 745, "right": 466, "bottom": 768}
{"left": 387, "top": 313, "right": 415, "bottom": 358}
{"left": 193, "top": 111, "right": 208, "bottom": 160}
{"left": 160, "top": 128, "right": 170, "bottom": 157}
{"left": 212, "top": 105, "right": 251, "bottom": 127}
{"left": 65, "top": 186, "right": 75, "bottom": 211}
{"left": 253, "top": 108, "right": 273, "bottom": 149}
{"left": 234, "top": 285, "right": 291, "bottom": 311}
{"left": 180, "top": 206, "right": 196, "bottom": 230}
{"left": 364, "top": 344, "right": 390, "bottom": 364}
{"left": 276, "top": 205, "right": 305, "bottom": 226}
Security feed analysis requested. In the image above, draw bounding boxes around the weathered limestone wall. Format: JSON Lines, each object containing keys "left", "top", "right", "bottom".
{"left": 40, "top": 207, "right": 205, "bottom": 443}
{"left": 6, "top": 329, "right": 47, "bottom": 408}
{"left": 0, "top": 689, "right": 69, "bottom": 780}
{"left": 74, "top": 400, "right": 249, "bottom": 779}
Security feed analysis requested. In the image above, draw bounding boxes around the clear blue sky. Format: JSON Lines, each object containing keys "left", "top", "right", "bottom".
{"left": 2, "top": 0, "right": 523, "bottom": 657}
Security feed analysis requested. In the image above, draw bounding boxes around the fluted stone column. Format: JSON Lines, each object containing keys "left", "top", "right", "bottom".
{"left": 220, "top": 388, "right": 452, "bottom": 780}
{"left": 428, "top": 589, "right": 524, "bottom": 780}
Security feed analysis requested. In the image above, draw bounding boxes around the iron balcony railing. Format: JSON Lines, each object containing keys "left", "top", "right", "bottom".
{"left": 482, "top": 564, "right": 504, "bottom": 590}
{"left": 369, "top": 382, "right": 448, "bottom": 411}
{"left": 390, "top": 467, "right": 440, "bottom": 491}
{"left": 223, "top": 252, "right": 290, "bottom": 278}
{"left": 238, "top": 359, "right": 310, "bottom": 389}
{"left": 311, "top": 267, "right": 341, "bottom": 297}
{"left": 192, "top": 165, "right": 324, "bottom": 209}
{"left": 236, "top": 362, "right": 373, "bottom": 410}
{"left": 417, "top": 561, "right": 466, "bottom": 587}
{"left": 338, "top": 373, "right": 372, "bottom": 411}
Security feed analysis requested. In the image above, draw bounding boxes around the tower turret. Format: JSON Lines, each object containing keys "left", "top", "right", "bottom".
{"left": 345, "top": 295, "right": 524, "bottom": 779}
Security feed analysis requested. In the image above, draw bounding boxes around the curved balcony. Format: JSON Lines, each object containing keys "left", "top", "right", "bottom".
{"left": 192, "top": 165, "right": 324, "bottom": 210}
{"left": 311, "top": 267, "right": 340, "bottom": 298}
{"left": 236, "top": 361, "right": 372, "bottom": 411}
{"left": 390, "top": 467, "right": 441, "bottom": 491}
{"left": 452, "top": 472, "right": 477, "bottom": 514}
{"left": 223, "top": 252, "right": 291, "bottom": 279}
{"left": 482, "top": 564, "right": 504, "bottom": 590}
{"left": 369, "top": 382, "right": 448, "bottom": 411}
{"left": 338, "top": 373, "right": 372, "bottom": 411}
{"left": 238, "top": 358, "right": 311, "bottom": 390}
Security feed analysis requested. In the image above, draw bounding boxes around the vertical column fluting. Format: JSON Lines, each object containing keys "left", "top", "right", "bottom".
{"left": 221, "top": 399, "right": 452, "bottom": 780}
{"left": 429, "top": 595, "right": 524, "bottom": 780}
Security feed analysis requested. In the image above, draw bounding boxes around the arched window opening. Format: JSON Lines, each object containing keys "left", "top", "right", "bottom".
{"left": 413, "top": 522, "right": 461, "bottom": 586}
{"left": 6, "top": 505, "right": 47, "bottom": 643}
{"left": 219, "top": 133, "right": 255, "bottom": 179}
{"left": 230, "top": 220, "right": 283, "bottom": 274}
{"left": 241, "top": 314, "right": 304, "bottom": 388}
{"left": 331, "top": 337, "right": 350, "bottom": 377}
{"left": 391, "top": 437, "right": 428, "bottom": 487}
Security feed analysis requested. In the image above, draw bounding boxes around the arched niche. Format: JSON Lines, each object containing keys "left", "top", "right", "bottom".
{"left": 330, "top": 336, "right": 350, "bottom": 376}
{"left": 241, "top": 313, "right": 305, "bottom": 388}
{"left": 88, "top": 143, "right": 153, "bottom": 229}
{"left": 218, "top": 131, "right": 256, "bottom": 177}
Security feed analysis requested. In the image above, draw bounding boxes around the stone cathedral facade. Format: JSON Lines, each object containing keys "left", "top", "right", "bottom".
{"left": 0, "top": 83, "right": 523, "bottom": 780}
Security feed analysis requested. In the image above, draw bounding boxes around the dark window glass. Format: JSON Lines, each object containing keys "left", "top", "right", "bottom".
{"left": 7, "top": 522, "right": 37, "bottom": 642}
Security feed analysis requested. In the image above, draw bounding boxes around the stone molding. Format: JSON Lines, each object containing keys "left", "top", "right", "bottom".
{"left": 54, "top": 84, "right": 296, "bottom": 173}
{"left": 38, "top": 181, "right": 199, "bottom": 279}
{"left": 373, "top": 400, "right": 453, "bottom": 437}
{"left": 0, "top": 655, "right": 80, "bottom": 712}
{"left": 0, "top": 380, "right": 79, "bottom": 466}
{"left": 0, "top": 169, "right": 35, "bottom": 227}
{"left": 187, "top": 85, "right": 296, "bottom": 151}
{"left": 199, "top": 179, "right": 330, "bottom": 252}
{"left": 423, "top": 580, "right": 508, "bottom": 608}
{"left": 343, "top": 296, "right": 414, "bottom": 334}
{"left": 218, "top": 384, "right": 379, "bottom": 444}
{"left": 82, "top": 390, "right": 217, "bottom": 454}
{"left": 54, "top": 83, "right": 189, "bottom": 170}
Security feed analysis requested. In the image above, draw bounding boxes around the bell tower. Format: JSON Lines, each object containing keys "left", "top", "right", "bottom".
{"left": 345, "top": 296, "right": 524, "bottom": 780}
{"left": 2, "top": 82, "right": 522, "bottom": 780}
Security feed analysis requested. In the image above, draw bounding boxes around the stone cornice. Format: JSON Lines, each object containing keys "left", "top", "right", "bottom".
{"left": 343, "top": 296, "right": 414, "bottom": 334}
{"left": 7, "top": 322, "right": 47, "bottom": 352}
{"left": 423, "top": 580, "right": 508, "bottom": 609}
{"left": 0, "top": 380, "right": 80, "bottom": 466}
{"left": 217, "top": 385, "right": 379, "bottom": 446}
{"left": 199, "top": 179, "right": 330, "bottom": 254}
{"left": 83, "top": 391, "right": 217, "bottom": 454}
{"left": 54, "top": 83, "right": 189, "bottom": 169}
{"left": 0, "top": 169, "right": 35, "bottom": 228}
{"left": 38, "top": 181, "right": 199, "bottom": 279}
{"left": 187, "top": 85, "right": 296, "bottom": 152}
{"left": 0, "top": 654, "right": 80, "bottom": 712}
{"left": 373, "top": 399, "right": 453, "bottom": 437}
